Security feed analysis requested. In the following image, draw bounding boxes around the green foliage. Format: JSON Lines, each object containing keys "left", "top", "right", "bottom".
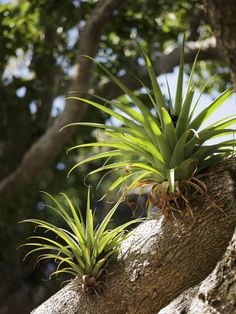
{"left": 20, "top": 188, "right": 140, "bottom": 286}
{"left": 63, "top": 39, "right": 234, "bottom": 194}
{"left": 0, "top": 0, "right": 232, "bottom": 297}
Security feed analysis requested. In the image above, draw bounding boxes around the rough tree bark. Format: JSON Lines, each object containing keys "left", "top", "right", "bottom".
{"left": 205, "top": 0, "right": 236, "bottom": 86}
{"left": 156, "top": 2, "right": 236, "bottom": 313}
{"left": 0, "top": 1, "right": 125, "bottom": 313}
{"left": 155, "top": 2, "right": 236, "bottom": 312}
{"left": 30, "top": 2, "right": 236, "bottom": 312}
{"left": 158, "top": 227, "right": 236, "bottom": 314}
{"left": 157, "top": 2, "right": 236, "bottom": 312}
{"left": 3, "top": 1, "right": 235, "bottom": 313}
{"left": 31, "top": 159, "right": 236, "bottom": 314}
{"left": 0, "top": 2, "right": 222, "bottom": 313}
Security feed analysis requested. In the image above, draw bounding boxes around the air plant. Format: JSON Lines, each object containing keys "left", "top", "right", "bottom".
{"left": 20, "top": 188, "right": 140, "bottom": 289}
{"left": 61, "top": 36, "right": 235, "bottom": 215}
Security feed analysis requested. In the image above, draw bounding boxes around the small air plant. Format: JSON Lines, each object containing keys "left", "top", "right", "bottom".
{"left": 19, "top": 188, "right": 140, "bottom": 290}
{"left": 61, "top": 35, "right": 235, "bottom": 216}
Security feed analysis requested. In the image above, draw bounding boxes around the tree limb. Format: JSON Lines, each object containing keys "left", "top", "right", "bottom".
{"left": 30, "top": 159, "right": 236, "bottom": 314}
{"left": 158, "top": 227, "right": 236, "bottom": 314}
{"left": 0, "top": 36, "right": 219, "bottom": 197}
{"left": 95, "top": 37, "right": 219, "bottom": 100}
{"left": 204, "top": 0, "right": 236, "bottom": 87}
{"left": 0, "top": 0, "right": 125, "bottom": 195}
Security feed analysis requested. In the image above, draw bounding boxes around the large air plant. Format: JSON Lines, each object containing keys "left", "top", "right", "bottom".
{"left": 20, "top": 188, "right": 140, "bottom": 289}
{"left": 62, "top": 37, "right": 235, "bottom": 213}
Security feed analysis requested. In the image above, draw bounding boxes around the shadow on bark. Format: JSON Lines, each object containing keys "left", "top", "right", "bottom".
{"left": 31, "top": 158, "right": 236, "bottom": 314}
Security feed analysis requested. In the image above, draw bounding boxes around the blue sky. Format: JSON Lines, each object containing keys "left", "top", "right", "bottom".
{"left": 0, "top": 0, "right": 12, "bottom": 3}
{"left": 107, "top": 68, "right": 236, "bottom": 142}
{"left": 0, "top": 0, "right": 13, "bottom": 3}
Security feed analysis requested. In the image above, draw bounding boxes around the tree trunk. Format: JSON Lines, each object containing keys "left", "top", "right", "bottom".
{"left": 7, "top": 1, "right": 236, "bottom": 312}
{"left": 155, "top": 3, "right": 236, "bottom": 312}
{"left": 31, "top": 159, "right": 236, "bottom": 314}
{"left": 204, "top": 0, "right": 236, "bottom": 88}
{"left": 29, "top": 2, "right": 236, "bottom": 312}
{"left": 158, "top": 227, "right": 236, "bottom": 314}
{"left": 0, "top": 6, "right": 221, "bottom": 314}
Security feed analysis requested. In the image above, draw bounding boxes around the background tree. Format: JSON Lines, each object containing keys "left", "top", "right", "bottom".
{"left": 0, "top": 0, "right": 234, "bottom": 313}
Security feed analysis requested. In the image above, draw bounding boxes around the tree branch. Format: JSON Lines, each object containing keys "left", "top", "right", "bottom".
{"left": 31, "top": 159, "right": 236, "bottom": 314}
{"left": 36, "top": 23, "right": 57, "bottom": 131}
{"left": 0, "top": 36, "right": 219, "bottom": 196}
{"left": 204, "top": 0, "right": 236, "bottom": 87}
{"left": 0, "top": 0, "right": 124, "bottom": 195}
{"left": 96, "top": 37, "right": 219, "bottom": 100}
{"left": 158, "top": 227, "right": 236, "bottom": 314}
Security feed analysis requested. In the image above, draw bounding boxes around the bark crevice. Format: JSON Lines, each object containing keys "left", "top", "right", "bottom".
{"left": 158, "top": 227, "right": 236, "bottom": 314}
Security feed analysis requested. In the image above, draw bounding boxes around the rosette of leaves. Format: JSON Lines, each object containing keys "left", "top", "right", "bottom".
{"left": 20, "top": 188, "right": 140, "bottom": 289}
{"left": 62, "top": 37, "right": 235, "bottom": 213}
